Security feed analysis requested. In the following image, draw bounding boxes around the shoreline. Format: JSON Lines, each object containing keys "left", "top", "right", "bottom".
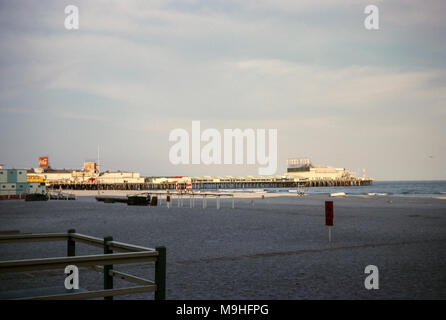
{"left": 47, "top": 189, "right": 446, "bottom": 201}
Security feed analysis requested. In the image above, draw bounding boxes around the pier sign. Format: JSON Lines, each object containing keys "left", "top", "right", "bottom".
{"left": 39, "top": 156, "right": 49, "bottom": 169}
{"left": 325, "top": 201, "right": 334, "bottom": 226}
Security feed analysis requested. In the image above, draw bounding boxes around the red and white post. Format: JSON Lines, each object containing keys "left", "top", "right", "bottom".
{"left": 325, "top": 201, "right": 334, "bottom": 243}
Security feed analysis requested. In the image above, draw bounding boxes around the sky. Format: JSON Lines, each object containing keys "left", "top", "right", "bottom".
{"left": 0, "top": 0, "right": 445, "bottom": 180}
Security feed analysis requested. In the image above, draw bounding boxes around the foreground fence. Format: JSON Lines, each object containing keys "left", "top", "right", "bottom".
{"left": 0, "top": 230, "right": 166, "bottom": 300}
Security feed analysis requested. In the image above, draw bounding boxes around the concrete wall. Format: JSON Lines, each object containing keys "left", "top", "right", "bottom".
{"left": 43, "top": 172, "right": 73, "bottom": 182}
{"left": 286, "top": 166, "right": 349, "bottom": 180}
{"left": 99, "top": 172, "right": 144, "bottom": 184}
{"left": 0, "top": 169, "right": 46, "bottom": 196}
{"left": 0, "top": 169, "right": 27, "bottom": 183}
{"left": 0, "top": 182, "right": 38, "bottom": 195}
{"left": 27, "top": 182, "right": 46, "bottom": 194}
{"left": 0, "top": 170, "right": 6, "bottom": 183}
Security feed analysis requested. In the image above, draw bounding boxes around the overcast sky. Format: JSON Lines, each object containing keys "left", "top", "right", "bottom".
{"left": 0, "top": 0, "right": 445, "bottom": 180}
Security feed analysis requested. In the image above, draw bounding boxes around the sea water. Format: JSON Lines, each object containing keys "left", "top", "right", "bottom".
{"left": 210, "top": 181, "right": 446, "bottom": 197}
{"left": 273, "top": 180, "right": 446, "bottom": 197}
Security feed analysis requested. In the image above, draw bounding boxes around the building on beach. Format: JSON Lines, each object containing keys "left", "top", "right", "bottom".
{"left": 99, "top": 171, "right": 145, "bottom": 184}
{"left": 26, "top": 158, "right": 145, "bottom": 187}
{"left": 285, "top": 158, "right": 353, "bottom": 180}
{"left": 0, "top": 169, "right": 46, "bottom": 199}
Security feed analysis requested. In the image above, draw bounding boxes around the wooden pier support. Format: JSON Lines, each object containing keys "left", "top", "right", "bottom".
{"left": 48, "top": 177, "right": 373, "bottom": 192}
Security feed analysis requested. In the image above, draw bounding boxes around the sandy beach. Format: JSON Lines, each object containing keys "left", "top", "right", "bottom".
{"left": 0, "top": 191, "right": 445, "bottom": 299}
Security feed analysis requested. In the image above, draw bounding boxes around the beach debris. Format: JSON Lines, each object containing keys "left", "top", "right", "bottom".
{"left": 49, "top": 191, "right": 75, "bottom": 200}
{"left": 25, "top": 193, "right": 49, "bottom": 201}
{"left": 96, "top": 196, "right": 127, "bottom": 204}
{"left": 330, "top": 192, "right": 346, "bottom": 197}
{"left": 127, "top": 194, "right": 151, "bottom": 206}
{"left": 289, "top": 188, "right": 306, "bottom": 196}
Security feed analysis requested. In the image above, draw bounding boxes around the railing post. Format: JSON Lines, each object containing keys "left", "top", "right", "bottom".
{"left": 104, "top": 236, "right": 113, "bottom": 300}
{"left": 155, "top": 246, "right": 166, "bottom": 300}
{"left": 67, "top": 229, "right": 76, "bottom": 257}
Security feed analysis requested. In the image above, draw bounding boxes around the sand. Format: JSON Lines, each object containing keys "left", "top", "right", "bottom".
{"left": 0, "top": 192, "right": 445, "bottom": 299}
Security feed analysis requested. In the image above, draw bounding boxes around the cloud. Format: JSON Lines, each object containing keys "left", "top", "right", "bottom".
{"left": 0, "top": 0, "right": 445, "bottom": 179}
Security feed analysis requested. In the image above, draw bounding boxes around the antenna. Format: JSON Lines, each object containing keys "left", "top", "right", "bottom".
{"left": 97, "top": 145, "right": 100, "bottom": 195}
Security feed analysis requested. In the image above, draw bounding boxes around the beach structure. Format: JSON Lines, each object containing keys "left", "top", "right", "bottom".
{"left": 47, "top": 173, "right": 373, "bottom": 191}
{"left": 99, "top": 171, "right": 145, "bottom": 184}
{"left": 0, "top": 169, "right": 46, "bottom": 199}
{"left": 0, "top": 230, "right": 166, "bottom": 300}
{"left": 96, "top": 191, "right": 236, "bottom": 209}
{"left": 0, "top": 169, "right": 28, "bottom": 199}
{"left": 286, "top": 158, "right": 351, "bottom": 180}
{"left": 27, "top": 158, "right": 144, "bottom": 189}
{"left": 22, "top": 156, "right": 372, "bottom": 191}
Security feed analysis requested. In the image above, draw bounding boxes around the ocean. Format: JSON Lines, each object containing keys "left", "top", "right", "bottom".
{"left": 217, "top": 181, "right": 446, "bottom": 198}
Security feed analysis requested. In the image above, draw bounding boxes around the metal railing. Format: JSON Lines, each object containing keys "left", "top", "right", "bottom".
{"left": 0, "top": 229, "right": 166, "bottom": 300}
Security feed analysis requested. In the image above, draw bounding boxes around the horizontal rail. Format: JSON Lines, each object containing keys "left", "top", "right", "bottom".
{"left": 70, "top": 234, "right": 155, "bottom": 252}
{"left": 108, "top": 240, "right": 155, "bottom": 253}
{"left": 0, "top": 251, "right": 158, "bottom": 273}
{"left": 0, "top": 233, "right": 68, "bottom": 244}
{"left": 70, "top": 233, "right": 104, "bottom": 248}
{"left": 0, "top": 232, "right": 156, "bottom": 253}
{"left": 23, "top": 285, "right": 157, "bottom": 300}
{"left": 89, "top": 265, "right": 155, "bottom": 286}
{"left": 110, "top": 270, "right": 155, "bottom": 286}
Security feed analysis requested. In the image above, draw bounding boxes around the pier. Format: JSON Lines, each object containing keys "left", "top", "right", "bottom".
{"left": 47, "top": 176, "right": 373, "bottom": 191}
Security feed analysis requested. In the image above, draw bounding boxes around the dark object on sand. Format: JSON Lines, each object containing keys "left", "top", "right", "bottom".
{"left": 96, "top": 194, "right": 156, "bottom": 206}
{"left": 96, "top": 196, "right": 127, "bottom": 204}
{"left": 25, "top": 193, "right": 49, "bottom": 201}
{"left": 127, "top": 194, "right": 151, "bottom": 206}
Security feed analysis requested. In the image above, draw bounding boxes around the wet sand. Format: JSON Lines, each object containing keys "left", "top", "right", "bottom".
{"left": 0, "top": 192, "right": 445, "bottom": 299}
